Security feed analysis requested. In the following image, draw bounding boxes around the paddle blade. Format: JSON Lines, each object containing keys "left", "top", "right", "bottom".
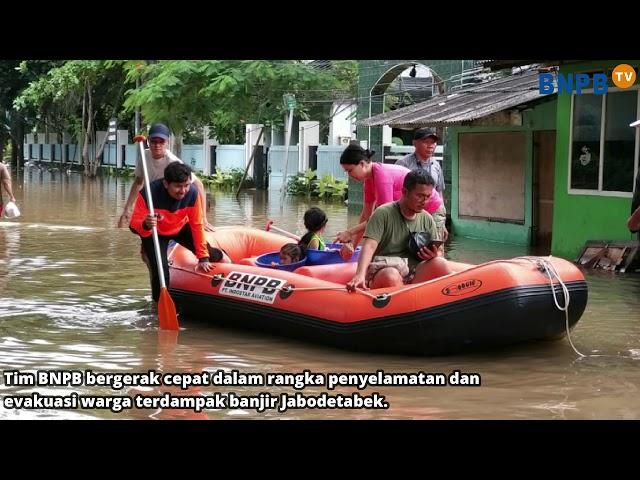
{"left": 157, "top": 330, "right": 179, "bottom": 353}
{"left": 158, "top": 288, "right": 179, "bottom": 330}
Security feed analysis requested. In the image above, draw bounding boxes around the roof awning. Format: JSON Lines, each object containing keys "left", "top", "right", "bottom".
{"left": 358, "top": 69, "right": 553, "bottom": 128}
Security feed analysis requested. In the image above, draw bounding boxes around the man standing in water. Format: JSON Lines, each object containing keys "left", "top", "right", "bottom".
{"left": 129, "top": 162, "right": 220, "bottom": 302}
{"left": 0, "top": 161, "right": 17, "bottom": 217}
{"left": 395, "top": 128, "right": 448, "bottom": 244}
{"left": 118, "top": 123, "right": 213, "bottom": 232}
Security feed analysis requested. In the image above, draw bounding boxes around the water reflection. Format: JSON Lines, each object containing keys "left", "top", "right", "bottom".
{"left": 0, "top": 171, "right": 639, "bottom": 420}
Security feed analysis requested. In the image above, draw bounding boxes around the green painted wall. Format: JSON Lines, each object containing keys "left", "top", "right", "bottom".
{"left": 449, "top": 98, "right": 557, "bottom": 245}
{"left": 551, "top": 60, "right": 640, "bottom": 259}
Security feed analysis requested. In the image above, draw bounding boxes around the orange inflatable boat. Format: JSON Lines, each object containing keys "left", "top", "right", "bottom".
{"left": 167, "top": 227, "right": 588, "bottom": 355}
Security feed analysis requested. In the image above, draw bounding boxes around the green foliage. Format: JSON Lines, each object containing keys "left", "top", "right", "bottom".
{"left": 13, "top": 60, "right": 127, "bottom": 138}
{"left": 122, "top": 60, "right": 358, "bottom": 143}
{"left": 103, "top": 166, "right": 136, "bottom": 178}
{"left": 200, "top": 168, "right": 254, "bottom": 190}
{"left": 286, "top": 169, "right": 317, "bottom": 196}
{"left": 286, "top": 169, "right": 348, "bottom": 200}
{"left": 315, "top": 174, "right": 348, "bottom": 200}
{"left": 391, "top": 136, "right": 404, "bottom": 146}
{"left": 122, "top": 61, "right": 211, "bottom": 136}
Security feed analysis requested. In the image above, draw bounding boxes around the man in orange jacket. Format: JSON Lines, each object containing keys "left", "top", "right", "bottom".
{"left": 130, "top": 162, "right": 222, "bottom": 302}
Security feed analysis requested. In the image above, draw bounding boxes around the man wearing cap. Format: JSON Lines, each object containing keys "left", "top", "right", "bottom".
{"left": 117, "top": 122, "right": 213, "bottom": 232}
{"left": 395, "top": 128, "right": 448, "bottom": 243}
{"left": 129, "top": 162, "right": 223, "bottom": 302}
{"left": 628, "top": 119, "right": 640, "bottom": 234}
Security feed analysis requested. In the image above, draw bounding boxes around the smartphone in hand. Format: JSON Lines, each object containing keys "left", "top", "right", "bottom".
{"left": 427, "top": 240, "right": 444, "bottom": 250}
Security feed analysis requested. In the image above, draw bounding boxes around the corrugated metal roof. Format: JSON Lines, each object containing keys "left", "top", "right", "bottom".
{"left": 480, "top": 60, "right": 578, "bottom": 70}
{"left": 358, "top": 69, "right": 553, "bottom": 128}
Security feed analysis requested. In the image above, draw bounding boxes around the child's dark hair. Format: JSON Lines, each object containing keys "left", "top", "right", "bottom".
{"left": 299, "top": 207, "right": 327, "bottom": 248}
{"left": 280, "top": 243, "right": 303, "bottom": 262}
{"left": 339, "top": 143, "right": 375, "bottom": 165}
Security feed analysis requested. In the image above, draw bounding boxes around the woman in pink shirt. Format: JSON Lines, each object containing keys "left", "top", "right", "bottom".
{"left": 336, "top": 144, "right": 443, "bottom": 254}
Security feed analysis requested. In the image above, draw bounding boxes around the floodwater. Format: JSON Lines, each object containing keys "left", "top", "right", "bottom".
{"left": 1, "top": 167, "right": 639, "bottom": 420}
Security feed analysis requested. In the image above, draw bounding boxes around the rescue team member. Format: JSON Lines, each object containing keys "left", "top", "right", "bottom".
{"left": 130, "top": 162, "right": 224, "bottom": 302}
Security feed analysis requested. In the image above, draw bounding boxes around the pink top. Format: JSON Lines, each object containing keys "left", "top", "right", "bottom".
{"left": 363, "top": 163, "right": 410, "bottom": 207}
{"left": 425, "top": 188, "right": 443, "bottom": 214}
{"left": 363, "top": 162, "right": 443, "bottom": 213}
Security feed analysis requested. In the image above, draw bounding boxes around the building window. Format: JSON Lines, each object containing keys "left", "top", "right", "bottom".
{"left": 569, "top": 88, "right": 639, "bottom": 196}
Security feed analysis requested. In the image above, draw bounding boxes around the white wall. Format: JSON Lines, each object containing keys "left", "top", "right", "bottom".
{"left": 245, "top": 124, "right": 264, "bottom": 176}
{"left": 298, "top": 121, "right": 319, "bottom": 171}
{"left": 382, "top": 125, "right": 393, "bottom": 146}
{"left": 328, "top": 101, "right": 356, "bottom": 146}
{"left": 202, "top": 126, "right": 219, "bottom": 175}
{"left": 116, "top": 130, "right": 128, "bottom": 168}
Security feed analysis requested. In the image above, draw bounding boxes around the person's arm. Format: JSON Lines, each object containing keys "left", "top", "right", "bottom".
{"left": 337, "top": 202, "right": 373, "bottom": 239}
{"left": 191, "top": 174, "right": 214, "bottom": 232}
{"left": 359, "top": 201, "right": 375, "bottom": 224}
{"left": 0, "top": 164, "right": 15, "bottom": 202}
{"left": 440, "top": 226, "right": 449, "bottom": 244}
{"left": 187, "top": 194, "right": 209, "bottom": 259}
{"left": 129, "top": 191, "right": 152, "bottom": 237}
{"left": 628, "top": 205, "right": 640, "bottom": 233}
{"left": 346, "top": 238, "right": 378, "bottom": 292}
{"left": 335, "top": 200, "right": 373, "bottom": 249}
{"left": 187, "top": 194, "right": 212, "bottom": 273}
{"left": 632, "top": 172, "right": 640, "bottom": 214}
{"left": 118, "top": 176, "right": 144, "bottom": 228}
{"left": 307, "top": 237, "right": 320, "bottom": 250}
{"left": 436, "top": 162, "right": 445, "bottom": 193}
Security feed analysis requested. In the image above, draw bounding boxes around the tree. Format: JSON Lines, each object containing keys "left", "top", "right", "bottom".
{"left": 122, "top": 60, "right": 358, "bottom": 150}
{"left": 14, "top": 60, "right": 128, "bottom": 176}
{"left": 0, "top": 60, "right": 63, "bottom": 167}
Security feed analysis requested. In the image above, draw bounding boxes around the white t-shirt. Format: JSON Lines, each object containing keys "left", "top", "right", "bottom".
{"left": 134, "top": 149, "right": 194, "bottom": 182}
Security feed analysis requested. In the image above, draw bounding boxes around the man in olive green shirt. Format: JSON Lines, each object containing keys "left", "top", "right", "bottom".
{"left": 347, "top": 170, "right": 461, "bottom": 291}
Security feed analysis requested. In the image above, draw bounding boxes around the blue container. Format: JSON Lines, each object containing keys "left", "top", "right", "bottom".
{"left": 255, "top": 252, "right": 307, "bottom": 272}
{"left": 305, "top": 243, "right": 361, "bottom": 266}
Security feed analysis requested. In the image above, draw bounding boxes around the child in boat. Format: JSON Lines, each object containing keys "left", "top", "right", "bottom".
{"left": 298, "top": 207, "right": 328, "bottom": 251}
{"left": 273, "top": 243, "right": 304, "bottom": 267}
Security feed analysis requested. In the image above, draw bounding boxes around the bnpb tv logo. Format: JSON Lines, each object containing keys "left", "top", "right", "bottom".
{"left": 539, "top": 64, "right": 637, "bottom": 95}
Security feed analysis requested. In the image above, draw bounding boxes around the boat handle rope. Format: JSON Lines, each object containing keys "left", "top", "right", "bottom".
{"left": 529, "top": 256, "right": 585, "bottom": 358}
{"left": 170, "top": 257, "right": 573, "bottom": 303}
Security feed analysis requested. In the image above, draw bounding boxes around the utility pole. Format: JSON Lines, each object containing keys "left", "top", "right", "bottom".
{"left": 280, "top": 93, "right": 296, "bottom": 209}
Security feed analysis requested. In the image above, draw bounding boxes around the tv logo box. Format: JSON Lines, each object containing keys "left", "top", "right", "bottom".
{"left": 539, "top": 64, "right": 637, "bottom": 95}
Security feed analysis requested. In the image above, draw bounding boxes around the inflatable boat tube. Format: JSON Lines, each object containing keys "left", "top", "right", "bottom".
{"left": 167, "top": 227, "right": 588, "bottom": 355}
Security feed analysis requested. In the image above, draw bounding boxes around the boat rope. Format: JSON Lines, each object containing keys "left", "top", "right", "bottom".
{"left": 350, "top": 256, "right": 563, "bottom": 299}
{"left": 520, "top": 256, "right": 585, "bottom": 357}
